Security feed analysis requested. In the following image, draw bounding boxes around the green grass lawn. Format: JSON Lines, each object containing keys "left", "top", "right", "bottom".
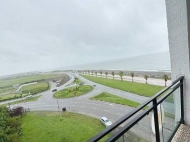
{"left": 66, "top": 77, "right": 82, "bottom": 86}
{"left": 54, "top": 85, "right": 93, "bottom": 98}
{"left": 11, "top": 96, "right": 41, "bottom": 105}
{"left": 0, "top": 83, "right": 47, "bottom": 102}
{"left": 0, "top": 86, "right": 15, "bottom": 94}
{"left": 74, "top": 78, "right": 81, "bottom": 84}
{"left": 0, "top": 74, "right": 63, "bottom": 88}
{"left": 0, "top": 96, "right": 41, "bottom": 107}
{"left": 0, "top": 93, "right": 21, "bottom": 101}
{"left": 91, "top": 92, "right": 141, "bottom": 108}
{"left": 21, "top": 111, "right": 107, "bottom": 142}
{"left": 22, "top": 82, "right": 49, "bottom": 95}
{"left": 82, "top": 75, "right": 164, "bottom": 97}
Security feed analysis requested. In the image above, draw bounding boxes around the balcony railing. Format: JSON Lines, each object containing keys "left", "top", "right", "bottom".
{"left": 88, "top": 76, "right": 184, "bottom": 142}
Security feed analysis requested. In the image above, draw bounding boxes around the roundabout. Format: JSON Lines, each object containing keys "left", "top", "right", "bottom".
{"left": 0, "top": 73, "right": 176, "bottom": 141}
{"left": 53, "top": 85, "right": 93, "bottom": 99}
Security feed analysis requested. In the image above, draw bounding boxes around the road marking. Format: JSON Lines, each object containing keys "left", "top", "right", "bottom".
{"left": 117, "top": 113, "right": 124, "bottom": 115}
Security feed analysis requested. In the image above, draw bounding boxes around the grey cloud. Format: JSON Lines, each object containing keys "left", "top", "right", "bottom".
{"left": 0, "top": 0, "right": 168, "bottom": 75}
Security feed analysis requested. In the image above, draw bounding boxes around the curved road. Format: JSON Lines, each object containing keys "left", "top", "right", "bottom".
{"left": 10, "top": 73, "right": 137, "bottom": 122}
{"left": 5, "top": 73, "right": 175, "bottom": 141}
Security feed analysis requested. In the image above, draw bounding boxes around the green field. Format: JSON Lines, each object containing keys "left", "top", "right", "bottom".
{"left": 0, "top": 93, "right": 21, "bottom": 101}
{"left": 11, "top": 96, "right": 41, "bottom": 105}
{"left": 91, "top": 92, "right": 141, "bottom": 108}
{"left": 0, "top": 83, "right": 48, "bottom": 102}
{"left": 0, "top": 96, "right": 41, "bottom": 107}
{"left": 0, "top": 74, "right": 63, "bottom": 88}
{"left": 82, "top": 75, "right": 164, "bottom": 97}
{"left": 21, "top": 111, "right": 107, "bottom": 142}
{"left": 22, "top": 82, "right": 49, "bottom": 95}
{"left": 0, "top": 86, "right": 15, "bottom": 94}
{"left": 54, "top": 85, "right": 92, "bottom": 98}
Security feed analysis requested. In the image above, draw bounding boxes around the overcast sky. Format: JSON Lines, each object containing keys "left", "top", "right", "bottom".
{"left": 0, "top": 0, "right": 168, "bottom": 76}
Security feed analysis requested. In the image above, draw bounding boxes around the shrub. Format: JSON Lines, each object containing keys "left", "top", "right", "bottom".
{"left": 8, "top": 107, "right": 24, "bottom": 117}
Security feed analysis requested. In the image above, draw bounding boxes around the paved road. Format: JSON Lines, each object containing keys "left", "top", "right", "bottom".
{"left": 6, "top": 73, "right": 175, "bottom": 141}
{"left": 75, "top": 74, "right": 174, "bottom": 114}
{"left": 75, "top": 73, "right": 149, "bottom": 104}
{"left": 11, "top": 73, "right": 136, "bottom": 123}
{"left": 0, "top": 73, "right": 74, "bottom": 106}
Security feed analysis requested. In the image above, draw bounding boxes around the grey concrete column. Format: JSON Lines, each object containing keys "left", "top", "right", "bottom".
{"left": 165, "top": 0, "right": 190, "bottom": 124}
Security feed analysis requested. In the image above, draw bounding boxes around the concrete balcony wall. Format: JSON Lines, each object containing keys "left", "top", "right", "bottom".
{"left": 165, "top": 0, "right": 190, "bottom": 125}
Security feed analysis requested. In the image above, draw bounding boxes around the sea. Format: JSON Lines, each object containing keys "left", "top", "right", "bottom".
{"left": 64, "top": 52, "right": 171, "bottom": 72}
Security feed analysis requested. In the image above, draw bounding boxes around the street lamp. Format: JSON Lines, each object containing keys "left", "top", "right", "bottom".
{"left": 57, "top": 99, "right": 61, "bottom": 119}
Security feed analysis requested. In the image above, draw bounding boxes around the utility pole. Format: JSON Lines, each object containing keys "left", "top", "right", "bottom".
{"left": 21, "top": 87, "right": 23, "bottom": 97}
{"left": 57, "top": 99, "right": 61, "bottom": 119}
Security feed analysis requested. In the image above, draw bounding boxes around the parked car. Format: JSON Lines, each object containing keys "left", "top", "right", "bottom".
{"left": 100, "top": 117, "right": 112, "bottom": 127}
{"left": 93, "top": 84, "right": 96, "bottom": 87}
{"left": 52, "top": 89, "right": 57, "bottom": 92}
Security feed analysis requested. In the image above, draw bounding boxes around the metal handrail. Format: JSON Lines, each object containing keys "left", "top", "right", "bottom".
{"left": 88, "top": 76, "right": 184, "bottom": 142}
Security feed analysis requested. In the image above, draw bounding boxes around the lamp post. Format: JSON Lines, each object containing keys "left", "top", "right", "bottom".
{"left": 57, "top": 99, "right": 61, "bottom": 119}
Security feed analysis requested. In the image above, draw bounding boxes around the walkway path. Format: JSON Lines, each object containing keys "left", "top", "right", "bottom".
{"left": 85, "top": 73, "right": 172, "bottom": 86}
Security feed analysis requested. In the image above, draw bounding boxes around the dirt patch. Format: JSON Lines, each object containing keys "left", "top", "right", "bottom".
{"left": 56, "top": 74, "right": 70, "bottom": 87}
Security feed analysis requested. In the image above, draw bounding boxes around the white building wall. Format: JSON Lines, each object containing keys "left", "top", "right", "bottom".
{"left": 165, "top": 0, "right": 190, "bottom": 124}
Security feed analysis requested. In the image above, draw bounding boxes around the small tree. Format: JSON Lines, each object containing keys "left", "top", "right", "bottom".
{"left": 88, "top": 70, "right": 90, "bottom": 74}
{"left": 100, "top": 71, "right": 102, "bottom": 77}
{"left": 144, "top": 75, "right": 148, "bottom": 84}
{"left": 74, "top": 77, "right": 77, "bottom": 81}
{"left": 163, "top": 75, "right": 169, "bottom": 87}
{"left": 131, "top": 72, "right": 134, "bottom": 82}
{"left": 95, "top": 72, "right": 97, "bottom": 77}
{"left": 91, "top": 71, "right": 93, "bottom": 76}
{"left": 8, "top": 107, "right": 24, "bottom": 117}
{"left": 111, "top": 72, "right": 115, "bottom": 79}
{"left": 105, "top": 72, "right": 108, "bottom": 78}
{"left": 119, "top": 71, "right": 123, "bottom": 81}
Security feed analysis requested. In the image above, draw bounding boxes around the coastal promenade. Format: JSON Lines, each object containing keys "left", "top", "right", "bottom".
{"left": 84, "top": 73, "right": 171, "bottom": 86}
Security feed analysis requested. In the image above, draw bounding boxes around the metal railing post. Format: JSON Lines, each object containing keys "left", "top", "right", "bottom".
{"left": 88, "top": 76, "right": 184, "bottom": 142}
{"left": 153, "top": 99, "right": 160, "bottom": 142}
{"left": 180, "top": 78, "right": 184, "bottom": 124}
